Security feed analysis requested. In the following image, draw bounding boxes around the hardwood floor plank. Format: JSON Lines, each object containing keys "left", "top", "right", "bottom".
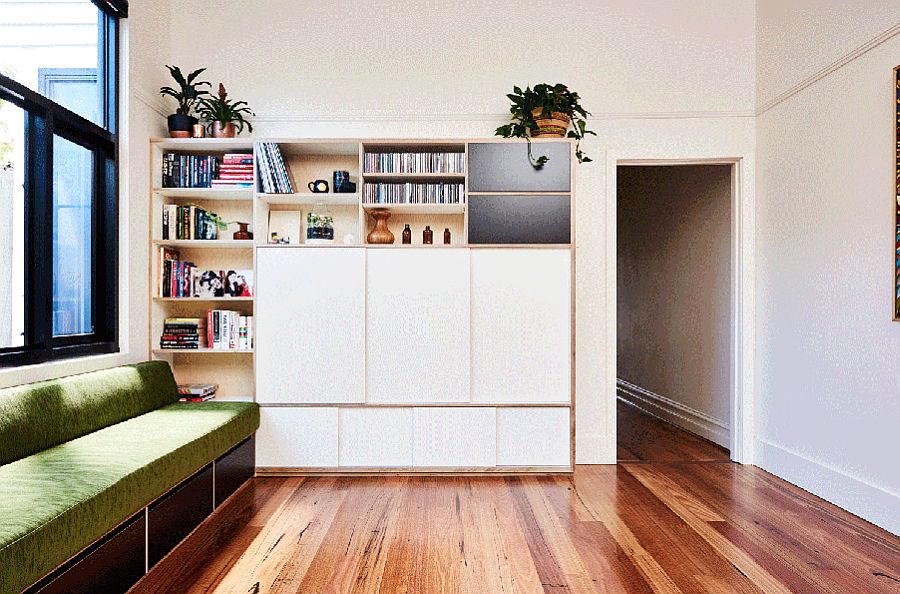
{"left": 616, "top": 400, "right": 729, "bottom": 462}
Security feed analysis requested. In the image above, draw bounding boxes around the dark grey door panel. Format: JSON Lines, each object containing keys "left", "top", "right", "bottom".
{"left": 468, "top": 142, "right": 571, "bottom": 192}
{"left": 468, "top": 194, "right": 571, "bottom": 244}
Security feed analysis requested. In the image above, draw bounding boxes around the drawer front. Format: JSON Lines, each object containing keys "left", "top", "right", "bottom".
{"left": 497, "top": 408, "right": 571, "bottom": 467}
{"left": 468, "top": 194, "right": 571, "bottom": 244}
{"left": 215, "top": 436, "right": 256, "bottom": 507}
{"left": 148, "top": 464, "right": 214, "bottom": 567}
{"left": 468, "top": 142, "right": 571, "bottom": 193}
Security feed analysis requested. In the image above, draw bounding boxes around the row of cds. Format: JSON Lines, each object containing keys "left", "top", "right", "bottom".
{"left": 363, "top": 182, "right": 464, "bottom": 205}
{"left": 364, "top": 151, "right": 464, "bottom": 174}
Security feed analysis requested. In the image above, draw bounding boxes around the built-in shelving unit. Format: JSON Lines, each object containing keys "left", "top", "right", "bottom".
{"left": 149, "top": 137, "right": 576, "bottom": 471}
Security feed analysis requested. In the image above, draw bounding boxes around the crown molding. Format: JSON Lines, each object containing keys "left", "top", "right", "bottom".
{"left": 758, "top": 22, "right": 900, "bottom": 115}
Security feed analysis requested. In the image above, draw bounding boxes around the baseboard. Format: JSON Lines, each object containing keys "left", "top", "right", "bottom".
{"left": 616, "top": 379, "right": 729, "bottom": 448}
{"left": 755, "top": 438, "right": 899, "bottom": 536}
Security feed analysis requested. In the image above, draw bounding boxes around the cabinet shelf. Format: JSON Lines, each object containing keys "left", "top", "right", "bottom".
{"left": 153, "top": 239, "right": 254, "bottom": 249}
{"left": 362, "top": 203, "right": 465, "bottom": 215}
{"left": 153, "top": 348, "right": 254, "bottom": 355}
{"left": 153, "top": 188, "right": 253, "bottom": 201}
{"left": 153, "top": 297, "right": 254, "bottom": 302}
{"left": 362, "top": 172, "right": 466, "bottom": 181}
{"left": 258, "top": 192, "right": 359, "bottom": 206}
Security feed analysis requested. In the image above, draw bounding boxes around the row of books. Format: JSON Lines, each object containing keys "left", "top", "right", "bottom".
{"left": 255, "top": 142, "right": 293, "bottom": 194}
{"left": 363, "top": 182, "right": 465, "bottom": 205}
{"left": 161, "top": 205, "right": 219, "bottom": 240}
{"left": 364, "top": 151, "right": 464, "bottom": 174}
{"left": 178, "top": 383, "right": 218, "bottom": 402}
{"left": 161, "top": 153, "right": 254, "bottom": 189}
{"left": 158, "top": 313, "right": 254, "bottom": 350}
{"left": 157, "top": 247, "right": 254, "bottom": 298}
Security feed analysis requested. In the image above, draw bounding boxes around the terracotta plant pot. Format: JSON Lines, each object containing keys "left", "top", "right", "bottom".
{"left": 531, "top": 108, "right": 570, "bottom": 138}
{"left": 212, "top": 121, "right": 236, "bottom": 138}
{"left": 366, "top": 209, "right": 395, "bottom": 244}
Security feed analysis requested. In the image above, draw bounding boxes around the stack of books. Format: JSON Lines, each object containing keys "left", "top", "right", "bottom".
{"left": 162, "top": 154, "right": 218, "bottom": 188}
{"left": 178, "top": 383, "right": 218, "bottom": 402}
{"left": 255, "top": 142, "right": 293, "bottom": 193}
{"left": 161, "top": 205, "right": 219, "bottom": 240}
{"left": 211, "top": 153, "right": 254, "bottom": 189}
{"left": 160, "top": 317, "right": 207, "bottom": 350}
{"left": 206, "top": 311, "right": 253, "bottom": 350}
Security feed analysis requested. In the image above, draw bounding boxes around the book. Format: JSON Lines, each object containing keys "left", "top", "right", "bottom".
{"left": 222, "top": 270, "right": 254, "bottom": 297}
{"left": 178, "top": 383, "right": 218, "bottom": 396}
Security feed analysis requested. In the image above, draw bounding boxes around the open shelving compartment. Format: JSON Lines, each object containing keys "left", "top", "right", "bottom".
{"left": 149, "top": 138, "right": 257, "bottom": 402}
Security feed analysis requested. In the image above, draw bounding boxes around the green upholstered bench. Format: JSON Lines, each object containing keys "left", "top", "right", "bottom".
{"left": 0, "top": 361, "right": 259, "bottom": 594}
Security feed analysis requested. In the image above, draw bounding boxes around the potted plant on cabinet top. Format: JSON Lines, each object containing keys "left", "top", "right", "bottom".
{"left": 495, "top": 83, "right": 595, "bottom": 167}
{"left": 159, "top": 65, "right": 210, "bottom": 138}
{"left": 196, "top": 83, "right": 255, "bottom": 138}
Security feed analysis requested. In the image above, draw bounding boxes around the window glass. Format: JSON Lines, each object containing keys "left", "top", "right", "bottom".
{"left": 0, "top": 98, "right": 24, "bottom": 348}
{"left": 0, "top": 0, "right": 102, "bottom": 125}
{"left": 52, "top": 135, "right": 93, "bottom": 336}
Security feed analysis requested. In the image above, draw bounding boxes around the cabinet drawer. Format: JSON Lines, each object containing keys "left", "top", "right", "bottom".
{"left": 147, "top": 464, "right": 214, "bottom": 567}
{"left": 468, "top": 142, "right": 571, "bottom": 192}
{"left": 497, "top": 408, "right": 570, "bottom": 466}
{"left": 468, "top": 194, "right": 571, "bottom": 244}
{"left": 257, "top": 407, "right": 339, "bottom": 467}
{"left": 215, "top": 436, "right": 255, "bottom": 507}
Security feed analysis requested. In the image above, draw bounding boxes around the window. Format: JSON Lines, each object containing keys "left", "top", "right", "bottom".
{"left": 0, "top": 0, "right": 126, "bottom": 366}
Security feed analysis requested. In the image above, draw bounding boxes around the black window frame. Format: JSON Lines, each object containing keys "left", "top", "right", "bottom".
{"left": 0, "top": 0, "right": 126, "bottom": 367}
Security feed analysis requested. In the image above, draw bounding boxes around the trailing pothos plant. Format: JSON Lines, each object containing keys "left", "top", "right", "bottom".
{"left": 159, "top": 65, "right": 210, "bottom": 116}
{"left": 495, "top": 83, "right": 595, "bottom": 168}
{"left": 196, "top": 83, "right": 255, "bottom": 134}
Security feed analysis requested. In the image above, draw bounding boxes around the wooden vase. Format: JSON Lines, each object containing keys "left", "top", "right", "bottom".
{"left": 212, "top": 121, "right": 236, "bottom": 138}
{"left": 366, "top": 209, "right": 395, "bottom": 244}
{"left": 531, "top": 108, "right": 570, "bottom": 138}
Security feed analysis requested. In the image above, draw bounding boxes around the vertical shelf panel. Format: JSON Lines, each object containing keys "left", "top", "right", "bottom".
{"left": 366, "top": 248, "right": 471, "bottom": 403}
{"left": 471, "top": 249, "right": 571, "bottom": 403}
{"left": 255, "top": 247, "right": 366, "bottom": 403}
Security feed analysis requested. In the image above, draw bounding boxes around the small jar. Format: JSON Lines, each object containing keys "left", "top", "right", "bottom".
{"left": 423, "top": 225, "right": 433, "bottom": 245}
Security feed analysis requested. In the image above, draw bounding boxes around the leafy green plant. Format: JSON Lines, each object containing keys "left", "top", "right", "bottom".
{"left": 495, "top": 83, "right": 595, "bottom": 167}
{"left": 197, "top": 84, "right": 255, "bottom": 134}
{"left": 306, "top": 212, "right": 334, "bottom": 228}
{"left": 159, "top": 65, "right": 210, "bottom": 116}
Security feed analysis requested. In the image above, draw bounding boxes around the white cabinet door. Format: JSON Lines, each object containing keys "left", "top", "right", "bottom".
{"left": 256, "top": 407, "right": 339, "bottom": 467}
{"left": 412, "top": 407, "right": 496, "bottom": 467}
{"left": 256, "top": 247, "right": 366, "bottom": 404}
{"left": 497, "top": 407, "right": 570, "bottom": 467}
{"left": 471, "top": 249, "right": 571, "bottom": 403}
{"left": 339, "top": 408, "right": 413, "bottom": 467}
{"left": 366, "top": 249, "right": 471, "bottom": 403}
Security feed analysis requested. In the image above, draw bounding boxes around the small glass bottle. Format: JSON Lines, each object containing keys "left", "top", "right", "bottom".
{"left": 402, "top": 224, "right": 411, "bottom": 244}
{"left": 423, "top": 225, "right": 433, "bottom": 244}
{"left": 443, "top": 228, "right": 451, "bottom": 244}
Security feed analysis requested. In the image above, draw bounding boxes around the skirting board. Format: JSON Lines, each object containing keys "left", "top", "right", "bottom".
{"left": 616, "top": 379, "right": 729, "bottom": 448}
{"left": 256, "top": 466, "right": 573, "bottom": 477}
{"left": 755, "top": 438, "right": 900, "bottom": 536}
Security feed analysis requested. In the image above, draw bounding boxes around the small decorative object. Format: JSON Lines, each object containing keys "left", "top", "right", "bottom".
{"left": 423, "top": 225, "right": 433, "bottom": 245}
{"left": 268, "top": 210, "right": 301, "bottom": 244}
{"left": 443, "top": 228, "right": 451, "bottom": 244}
{"left": 333, "top": 170, "right": 356, "bottom": 193}
{"left": 191, "top": 123, "right": 206, "bottom": 138}
{"left": 306, "top": 206, "right": 335, "bottom": 244}
{"left": 159, "top": 65, "right": 210, "bottom": 138}
{"left": 196, "top": 83, "right": 254, "bottom": 138}
{"left": 233, "top": 222, "right": 253, "bottom": 240}
{"left": 308, "top": 180, "right": 329, "bottom": 193}
{"left": 402, "top": 224, "right": 411, "bottom": 244}
{"left": 495, "top": 83, "right": 596, "bottom": 167}
{"left": 367, "top": 209, "right": 394, "bottom": 244}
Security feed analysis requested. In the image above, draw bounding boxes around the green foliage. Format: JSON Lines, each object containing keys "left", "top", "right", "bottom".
{"left": 495, "top": 83, "right": 596, "bottom": 167}
{"left": 196, "top": 84, "right": 255, "bottom": 134}
{"left": 306, "top": 212, "right": 334, "bottom": 228}
{"left": 159, "top": 65, "right": 210, "bottom": 116}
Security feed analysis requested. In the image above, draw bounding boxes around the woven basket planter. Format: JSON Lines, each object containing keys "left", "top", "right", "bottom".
{"left": 531, "top": 108, "right": 570, "bottom": 137}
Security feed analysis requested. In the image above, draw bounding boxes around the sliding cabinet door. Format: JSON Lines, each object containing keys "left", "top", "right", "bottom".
{"left": 256, "top": 247, "right": 366, "bottom": 403}
{"left": 366, "top": 248, "right": 471, "bottom": 403}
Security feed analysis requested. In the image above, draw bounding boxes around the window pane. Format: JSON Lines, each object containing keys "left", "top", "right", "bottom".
{"left": 53, "top": 135, "right": 92, "bottom": 337}
{"left": 0, "top": 0, "right": 102, "bottom": 125}
{"left": 0, "top": 97, "right": 24, "bottom": 348}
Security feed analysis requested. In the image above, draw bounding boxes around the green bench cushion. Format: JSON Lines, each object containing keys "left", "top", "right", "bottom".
{"left": 0, "top": 401, "right": 259, "bottom": 594}
{"left": 0, "top": 361, "right": 179, "bottom": 466}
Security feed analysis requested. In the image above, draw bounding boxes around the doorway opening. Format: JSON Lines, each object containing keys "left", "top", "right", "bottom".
{"left": 615, "top": 164, "right": 734, "bottom": 463}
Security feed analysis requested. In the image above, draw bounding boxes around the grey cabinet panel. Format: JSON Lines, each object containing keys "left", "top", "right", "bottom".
{"left": 468, "top": 142, "right": 571, "bottom": 192}
{"left": 468, "top": 194, "right": 570, "bottom": 244}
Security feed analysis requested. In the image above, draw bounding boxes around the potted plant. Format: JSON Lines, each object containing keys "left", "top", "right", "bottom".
{"left": 306, "top": 211, "right": 335, "bottom": 244}
{"left": 196, "top": 83, "right": 255, "bottom": 138}
{"left": 495, "top": 83, "right": 596, "bottom": 167}
{"left": 159, "top": 66, "right": 210, "bottom": 138}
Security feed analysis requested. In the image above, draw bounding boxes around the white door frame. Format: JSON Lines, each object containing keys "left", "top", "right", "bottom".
{"left": 605, "top": 155, "right": 755, "bottom": 464}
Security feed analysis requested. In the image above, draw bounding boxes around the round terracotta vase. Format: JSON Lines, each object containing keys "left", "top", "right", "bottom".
{"left": 212, "top": 121, "right": 236, "bottom": 138}
{"left": 531, "top": 108, "right": 570, "bottom": 138}
{"left": 366, "top": 209, "right": 395, "bottom": 244}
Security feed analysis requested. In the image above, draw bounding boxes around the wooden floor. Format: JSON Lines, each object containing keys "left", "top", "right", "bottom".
{"left": 616, "top": 400, "right": 730, "bottom": 462}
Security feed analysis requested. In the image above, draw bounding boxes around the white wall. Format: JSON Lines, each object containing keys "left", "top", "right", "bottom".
{"left": 617, "top": 165, "right": 732, "bottom": 446}
{"left": 755, "top": 2, "right": 900, "bottom": 533}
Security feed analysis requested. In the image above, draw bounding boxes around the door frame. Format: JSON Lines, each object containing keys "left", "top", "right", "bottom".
{"left": 605, "top": 155, "right": 754, "bottom": 464}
